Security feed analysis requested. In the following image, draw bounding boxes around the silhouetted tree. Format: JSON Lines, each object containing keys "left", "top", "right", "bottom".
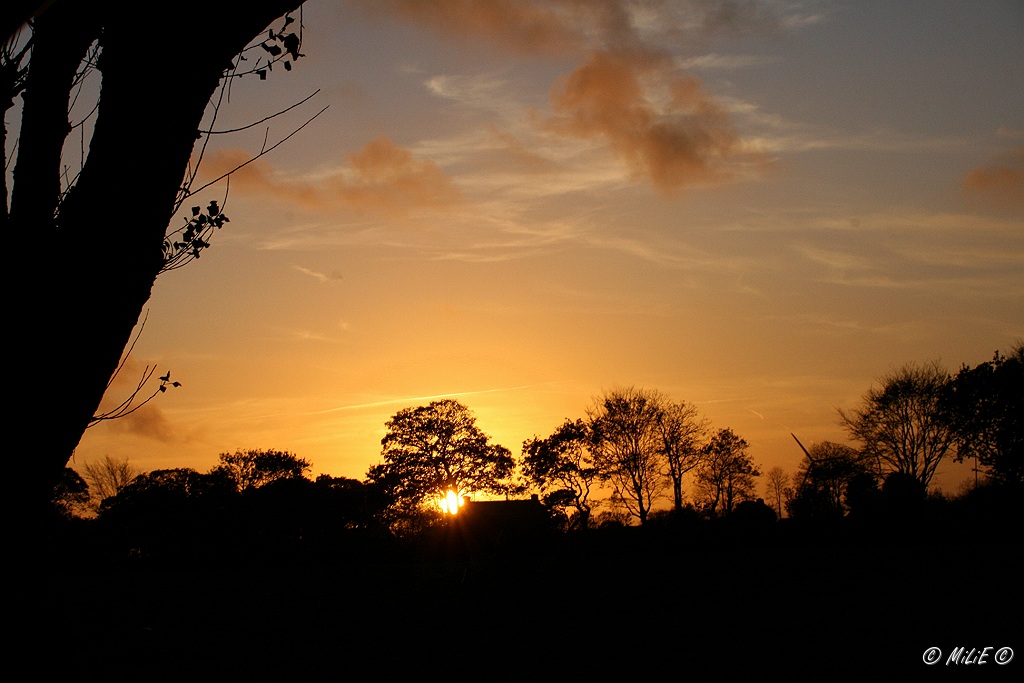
{"left": 312, "top": 475, "right": 387, "bottom": 531}
{"left": 522, "top": 418, "right": 601, "bottom": 530}
{"left": 787, "top": 441, "right": 873, "bottom": 520}
{"left": 878, "top": 471, "right": 928, "bottom": 518}
{"left": 212, "top": 449, "right": 311, "bottom": 492}
{"left": 764, "top": 466, "right": 791, "bottom": 519}
{"left": 6, "top": 0, "right": 306, "bottom": 517}
{"left": 843, "top": 470, "right": 882, "bottom": 518}
{"left": 366, "top": 399, "right": 515, "bottom": 521}
{"left": 97, "top": 467, "right": 238, "bottom": 555}
{"left": 729, "top": 498, "right": 776, "bottom": 529}
{"left": 589, "top": 387, "right": 667, "bottom": 525}
{"left": 943, "top": 345, "right": 1023, "bottom": 486}
{"left": 50, "top": 467, "right": 90, "bottom": 519}
{"left": 99, "top": 467, "right": 236, "bottom": 514}
{"left": 657, "top": 399, "right": 709, "bottom": 512}
{"left": 2, "top": 2, "right": 48, "bottom": 41}
{"left": 694, "top": 428, "right": 759, "bottom": 518}
{"left": 82, "top": 455, "right": 139, "bottom": 512}
{"left": 840, "top": 362, "right": 954, "bottom": 489}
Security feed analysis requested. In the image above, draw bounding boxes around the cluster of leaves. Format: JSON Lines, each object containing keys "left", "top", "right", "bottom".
{"left": 239, "top": 14, "right": 303, "bottom": 80}
{"left": 161, "top": 200, "right": 229, "bottom": 271}
{"left": 159, "top": 11, "right": 308, "bottom": 274}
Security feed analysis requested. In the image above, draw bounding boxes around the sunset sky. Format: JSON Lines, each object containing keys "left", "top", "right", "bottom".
{"left": 72, "top": 0, "right": 1023, "bottom": 497}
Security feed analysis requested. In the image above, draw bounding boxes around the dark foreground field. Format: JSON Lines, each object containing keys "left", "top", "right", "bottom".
{"left": 20, "top": 519, "right": 1022, "bottom": 682}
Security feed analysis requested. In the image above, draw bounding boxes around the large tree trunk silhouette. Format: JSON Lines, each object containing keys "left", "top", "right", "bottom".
{"left": 8, "top": 1, "right": 303, "bottom": 523}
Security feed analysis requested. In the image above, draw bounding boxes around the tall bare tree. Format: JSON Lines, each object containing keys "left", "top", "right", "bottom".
{"left": 657, "top": 399, "right": 708, "bottom": 511}
{"left": 588, "top": 387, "right": 667, "bottom": 525}
{"left": 764, "top": 466, "right": 791, "bottom": 519}
{"left": 840, "top": 362, "right": 955, "bottom": 489}
{"left": 82, "top": 455, "right": 139, "bottom": 511}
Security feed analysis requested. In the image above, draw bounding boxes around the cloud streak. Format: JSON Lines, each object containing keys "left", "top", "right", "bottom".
{"left": 311, "top": 382, "right": 570, "bottom": 415}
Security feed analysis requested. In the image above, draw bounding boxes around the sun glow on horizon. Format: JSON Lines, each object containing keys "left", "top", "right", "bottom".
{"left": 438, "top": 489, "right": 465, "bottom": 515}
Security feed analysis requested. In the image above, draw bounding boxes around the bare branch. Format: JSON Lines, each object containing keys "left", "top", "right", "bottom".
{"left": 186, "top": 103, "right": 328, "bottom": 198}
{"left": 202, "top": 88, "right": 320, "bottom": 135}
{"left": 87, "top": 311, "right": 182, "bottom": 428}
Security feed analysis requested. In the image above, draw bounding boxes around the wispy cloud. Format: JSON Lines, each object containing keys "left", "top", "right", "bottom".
{"left": 544, "top": 49, "right": 768, "bottom": 194}
{"left": 107, "top": 404, "right": 179, "bottom": 443}
{"left": 311, "top": 382, "right": 569, "bottom": 415}
{"left": 752, "top": 312, "right": 927, "bottom": 339}
{"left": 675, "top": 52, "right": 777, "bottom": 70}
{"left": 738, "top": 118, "right": 970, "bottom": 155}
{"left": 961, "top": 146, "right": 1024, "bottom": 211}
{"left": 352, "top": 0, "right": 587, "bottom": 56}
{"left": 357, "top": 0, "right": 808, "bottom": 55}
{"left": 200, "top": 136, "right": 464, "bottom": 215}
{"left": 358, "top": 0, "right": 781, "bottom": 195}
{"left": 790, "top": 208, "right": 1024, "bottom": 297}
{"left": 293, "top": 265, "right": 343, "bottom": 283}
{"left": 425, "top": 73, "right": 530, "bottom": 120}
{"left": 793, "top": 244, "right": 873, "bottom": 272}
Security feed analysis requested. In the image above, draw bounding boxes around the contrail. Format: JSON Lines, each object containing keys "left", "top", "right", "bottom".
{"left": 311, "top": 381, "right": 573, "bottom": 415}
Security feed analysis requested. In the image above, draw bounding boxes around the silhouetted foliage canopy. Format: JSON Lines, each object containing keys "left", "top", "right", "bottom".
{"left": 694, "top": 428, "right": 759, "bottom": 518}
{"left": 787, "top": 441, "right": 875, "bottom": 520}
{"left": 840, "top": 362, "right": 954, "bottom": 489}
{"left": 522, "top": 418, "right": 601, "bottom": 530}
{"left": 367, "top": 399, "right": 515, "bottom": 517}
{"left": 213, "top": 449, "right": 312, "bottom": 492}
{"left": 50, "top": 467, "right": 90, "bottom": 519}
{"left": 943, "top": 345, "right": 1024, "bottom": 486}
{"left": 589, "top": 387, "right": 667, "bottom": 525}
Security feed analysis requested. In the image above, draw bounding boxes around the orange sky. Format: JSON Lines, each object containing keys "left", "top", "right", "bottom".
{"left": 69, "top": 0, "right": 1023, "bottom": 499}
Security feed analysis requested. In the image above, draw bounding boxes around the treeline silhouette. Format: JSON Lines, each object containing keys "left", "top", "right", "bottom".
{"left": 29, "top": 349, "right": 1022, "bottom": 680}
{"left": 33, "top": 460, "right": 1020, "bottom": 680}
{"left": 44, "top": 453, "right": 1021, "bottom": 566}
{"left": 46, "top": 346, "right": 1022, "bottom": 559}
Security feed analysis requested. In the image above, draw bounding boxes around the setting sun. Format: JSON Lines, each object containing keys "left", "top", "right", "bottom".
{"left": 439, "top": 490, "right": 464, "bottom": 515}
